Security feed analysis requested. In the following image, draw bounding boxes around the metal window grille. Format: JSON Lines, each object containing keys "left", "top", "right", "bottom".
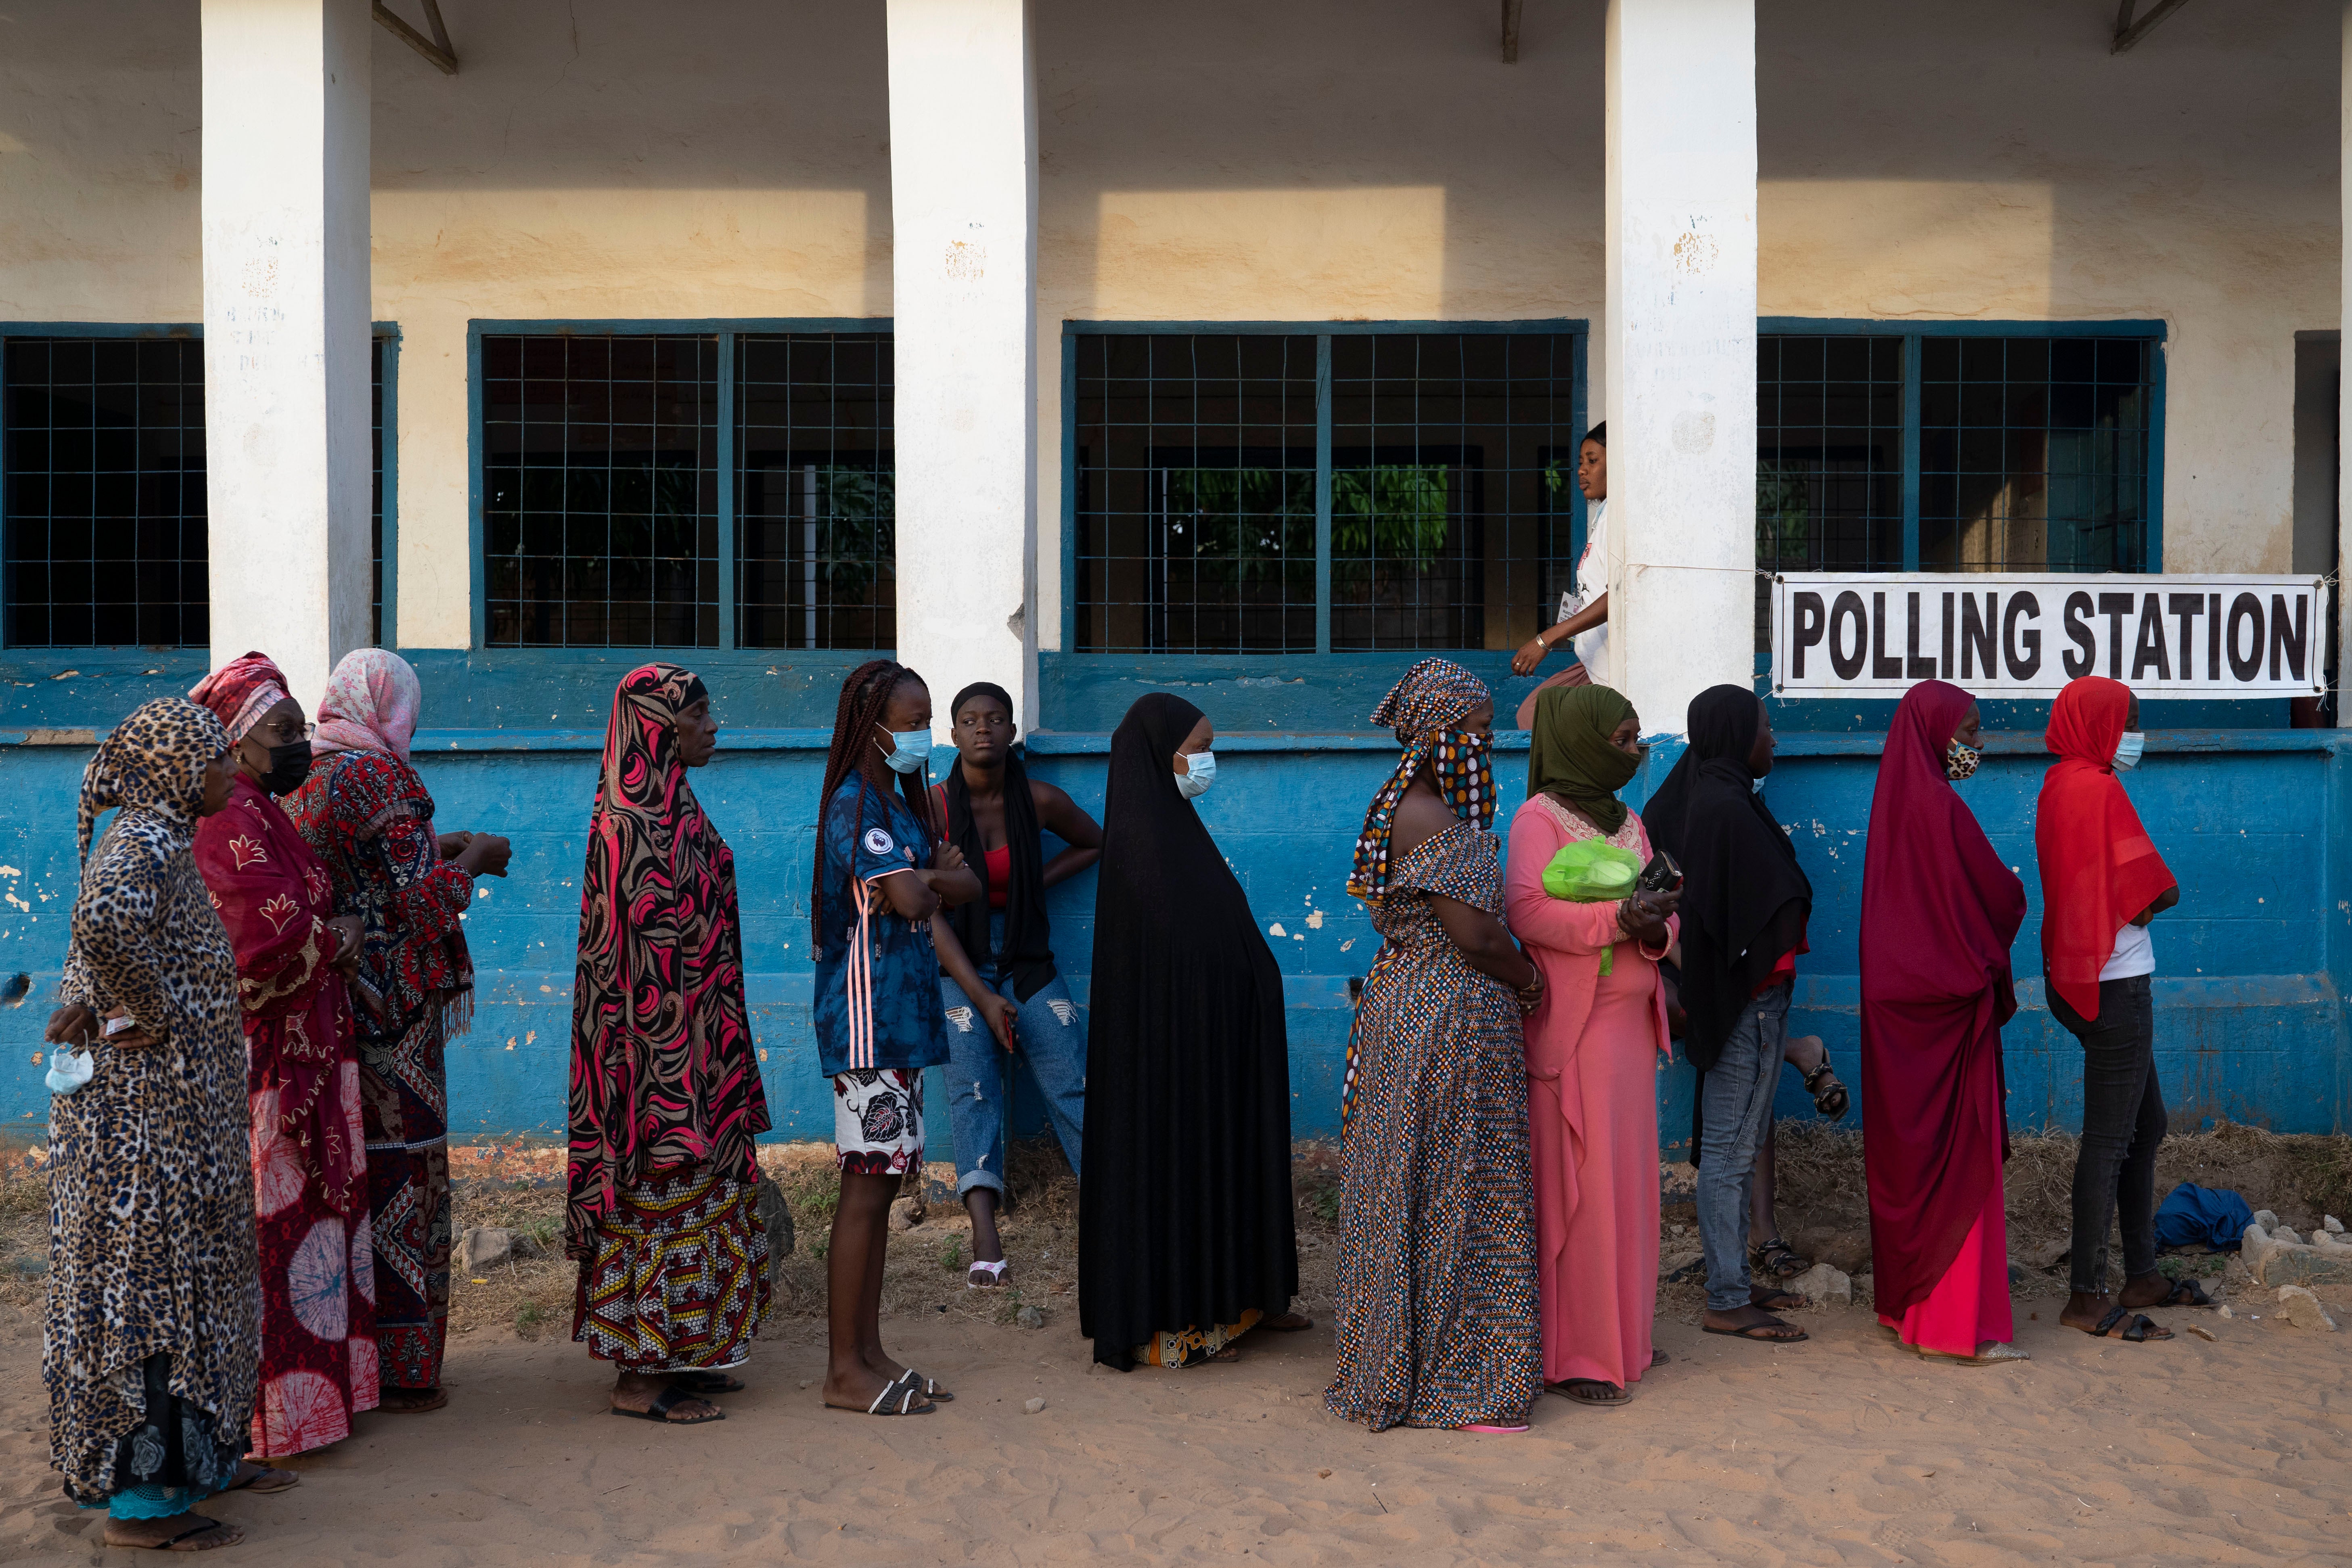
{"left": 736, "top": 333, "right": 894, "bottom": 649}
{"left": 481, "top": 333, "right": 721, "bottom": 648}
{"left": 371, "top": 335, "right": 386, "bottom": 647}
{"left": 2, "top": 335, "right": 209, "bottom": 647}
{"left": 1074, "top": 329, "right": 1583, "bottom": 654}
{"left": 1920, "top": 335, "right": 2151, "bottom": 574}
{"left": 1754, "top": 333, "right": 1906, "bottom": 646}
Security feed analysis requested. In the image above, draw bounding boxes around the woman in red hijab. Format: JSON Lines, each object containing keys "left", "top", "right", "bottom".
{"left": 2036, "top": 676, "right": 2195, "bottom": 1344}
{"left": 187, "top": 652, "right": 377, "bottom": 1463}
{"left": 1860, "top": 680, "right": 2028, "bottom": 1365}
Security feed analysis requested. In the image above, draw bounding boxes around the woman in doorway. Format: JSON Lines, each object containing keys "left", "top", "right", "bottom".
{"left": 1080, "top": 693, "right": 1303, "bottom": 1371}
{"left": 1511, "top": 421, "right": 1610, "bottom": 727}
{"left": 811, "top": 660, "right": 980, "bottom": 1416}
{"left": 44, "top": 700, "right": 259, "bottom": 1550}
{"left": 1639, "top": 683, "right": 1820, "bottom": 1344}
{"left": 1860, "top": 680, "right": 2029, "bottom": 1365}
{"left": 569, "top": 664, "right": 774, "bottom": 1425}
{"left": 1503, "top": 684, "right": 1682, "bottom": 1404}
{"left": 932, "top": 681, "right": 1101, "bottom": 1288}
{"left": 287, "top": 649, "right": 511, "bottom": 1413}
{"left": 188, "top": 652, "right": 377, "bottom": 1462}
{"left": 1326, "top": 660, "right": 1543, "bottom": 1433}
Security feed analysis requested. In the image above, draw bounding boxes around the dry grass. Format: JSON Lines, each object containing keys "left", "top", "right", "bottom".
{"left": 1, "top": 1120, "right": 2344, "bottom": 1336}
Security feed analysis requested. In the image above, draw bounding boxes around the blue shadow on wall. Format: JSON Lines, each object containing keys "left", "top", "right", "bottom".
{"left": 2, "top": 649, "right": 2344, "bottom": 1152}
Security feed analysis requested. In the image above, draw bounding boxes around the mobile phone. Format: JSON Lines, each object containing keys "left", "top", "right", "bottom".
{"left": 1636, "top": 850, "right": 1682, "bottom": 894}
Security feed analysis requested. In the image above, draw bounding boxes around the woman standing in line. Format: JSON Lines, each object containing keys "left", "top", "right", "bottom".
{"left": 43, "top": 699, "right": 260, "bottom": 1549}
{"left": 932, "top": 681, "right": 1101, "bottom": 1288}
{"left": 1326, "top": 661, "right": 1544, "bottom": 1432}
{"left": 1638, "top": 684, "right": 1815, "bottom": 1345}
{"left": 1510, "top": 421, "right": 1609, "bottom": 726}
{"left": 810, "top": 660, "right": 980, "bottom": 1417}
{"left": 1080, "top": 693, "right": 1303, "bottom": 1371}
{"left": 1860, "top": 680, "right": 2029, "bottom": 1365}
{"left": 188, "top": 652, "right": 379, "bottom": 1461}
{"left": 569, "top": 665, "right": 773, "bottom": 1425}
{"left": 287, "top": 649, "right": 511, "bottom": 1413}
{"left": 1502, "top": 684, "right": 1681, "bottom": 1405}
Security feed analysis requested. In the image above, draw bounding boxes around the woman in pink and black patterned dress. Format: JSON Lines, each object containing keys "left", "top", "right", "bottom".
{"left": 287, "top": 649, "right": 510, "bottom": 1415}
{"left": 188, "top": 651, "right": 379, "bottom": 1460}
{"left": 566, "top": 664, "right": 772, "bottom": 1426}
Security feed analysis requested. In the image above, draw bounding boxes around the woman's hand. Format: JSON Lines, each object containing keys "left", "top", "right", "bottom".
{"left": 456, "top": 832, "right": 513, "bottom": 878}
{"left": 1512, "top": 633, "right": 1551, "bottom": 677}
{"left": 1618, "top": 886, "right": 1678, "bottom": 947}
{"left": 977, "top": 992, "right": 1018, "bottom": 1054}
{"left": 326, "top": 915, "right": 366, "bottom": 975}
{"left": 96, "top": 1008, "right": 159, "bottom": 1050}
{"left": 935, "top": 842, "right": 969, "bottom": 875}
{"left": 437, "top": 831, "right": 474, "bottom": 860}
{"left": 44, "top": 1005, "right": 98, "bottom": 1048}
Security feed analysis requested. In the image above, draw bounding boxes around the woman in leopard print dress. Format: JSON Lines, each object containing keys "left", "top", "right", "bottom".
{"left": 43, "top": 698, "right": 263, "bottom": 1549}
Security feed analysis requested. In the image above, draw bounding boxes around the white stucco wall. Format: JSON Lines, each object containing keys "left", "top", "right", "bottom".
{"left": 0, "top": 0, "right": 2339, "bottom": 653}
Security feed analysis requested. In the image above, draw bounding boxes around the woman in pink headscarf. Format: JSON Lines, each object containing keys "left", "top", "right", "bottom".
{"left": 285, "top": 650, "right": 511, "bottom": 1413}
{"left": 187, "top": 652, "right": 376, "bottom": 1464}
{"left": 1859, "top": 680, "right": 2028, "bottom": 1365}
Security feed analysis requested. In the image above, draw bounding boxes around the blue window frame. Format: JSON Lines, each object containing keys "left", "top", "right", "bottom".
{"left": 1065, "top": 321, "right": 1588, "bottom": 655}
{"left": 1756, "top": 319, "right": 2164, "bottom": 645}
{"left": 468, "top": 319, "right": 894, "bottom": 651}
{"left": 0, "top": 323, "right": 399, "bottom": 651}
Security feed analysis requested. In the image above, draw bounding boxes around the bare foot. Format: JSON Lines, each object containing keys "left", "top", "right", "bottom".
{"left": 1261, "top": 1311, "right": 1314, "bottom": 1331}
{"left": 1703, "top": 1304, "right": 1808, "bottom": 1341}
{"left": 823, "top": 1361, "right": 932, "bottom": 1413}
{"left": 376, "top": 1386, "right": 446, "bottom": 1414}
{"left": 610, "top": 1370, "right": 720, "bottom": 1422}
{"left": 226, "top": 1458, "right": 299, "bottom": 1493}
{"left": 102, "top": 1513, "right": 243, "bottom": 1551}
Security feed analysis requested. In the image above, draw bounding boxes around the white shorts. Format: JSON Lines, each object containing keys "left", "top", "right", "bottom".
{"left": 832, "top": 1068, "right": 924, "bottom": 1176}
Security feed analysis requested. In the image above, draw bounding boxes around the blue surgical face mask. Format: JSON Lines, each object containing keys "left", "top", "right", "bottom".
{"left": 1751, "top": 775, "right": 1767, "bottom": 795}
{"left": 1175, "top": 748, "right": 1217, "bottom": 800}
{"left": 877, "top": 727, "right": 933, "bottom": 775}
{"left": 2113, "top": 731, "right": 2145, "bottom": 771}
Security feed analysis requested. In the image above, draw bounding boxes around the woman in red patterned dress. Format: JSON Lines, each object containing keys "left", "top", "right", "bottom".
{"left": 286, "top": 649, "right": 510, "bottom": 1414}
{"left": 188, "top": 651, "right": 379, "bottom": 1461}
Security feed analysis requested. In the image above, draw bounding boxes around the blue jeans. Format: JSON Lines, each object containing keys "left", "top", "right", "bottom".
{"left": 1697, "top": 983, "right": 1790, "bottom": 1312}
{"left": 938, "top": 914, "right": 1087, "bottom": 1195}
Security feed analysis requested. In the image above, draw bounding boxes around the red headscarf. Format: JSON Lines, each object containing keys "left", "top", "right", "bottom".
{"left": 187, "top": 650, "right": 291, "bottom": 745}
{"left": 1859, "top": 680, "right": 2027, "bottom": 1318}
{"left": 2035, "top": 677, "right": 2174, "bottom": 1022}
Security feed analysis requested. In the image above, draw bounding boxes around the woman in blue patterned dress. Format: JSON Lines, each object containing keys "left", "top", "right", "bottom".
{"left": 1326, "top": 660, "right": 1546, "bottom": 1432}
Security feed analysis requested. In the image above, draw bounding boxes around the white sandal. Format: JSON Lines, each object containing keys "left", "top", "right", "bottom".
{"left": 966, "top": 1258, "right": 1009, "bottom": 1289}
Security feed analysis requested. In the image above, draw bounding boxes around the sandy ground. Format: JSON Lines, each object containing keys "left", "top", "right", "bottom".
{"left": 0, "top": 1128, "right": 2347, "bottom": 1566}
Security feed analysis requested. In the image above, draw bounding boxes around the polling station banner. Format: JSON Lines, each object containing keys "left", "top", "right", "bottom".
{"left": 1769, "top": 574, "right": 2327, "bottom": 699}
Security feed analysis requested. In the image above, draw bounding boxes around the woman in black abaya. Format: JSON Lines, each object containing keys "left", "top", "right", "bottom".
{"left": 1079, "top": 693, "right": 1304, "bottom": 1370}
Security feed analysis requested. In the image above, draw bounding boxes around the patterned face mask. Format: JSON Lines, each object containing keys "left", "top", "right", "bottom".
{"left": 1944, "top": 738, "right": 1982, "bottom": 781}
{"left": 1427, "top": 729, "right": 1496, "bottom": 830}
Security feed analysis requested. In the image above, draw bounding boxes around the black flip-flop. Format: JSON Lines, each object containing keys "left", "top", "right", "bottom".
{"left": 2087, "top": 1305, "right": 2169, "bottom": 1342}
{"left": 664, "top": 1370, "right": 747, "bottom": 1394}
{"left": 611, "top": 1384, "right": 724, "bottom": 1424}
{"left": 1651, "top": 1348, "right": 1669, "bottom": 1367}
{"left": 114, "top": 1517, "right": 239, "bottom": 1552}
{"left": 225, "top": 1461, "right": 299, "bottom": 1494}
{"left": 1548, "top": 1379, "right": 1631, "bottom": 1407}
{"left": 1703, "top": 1316, "right": 1809, "bottom": 1343}
{"left": 909, "top": 1371, "right": 954, "bottom": 1403}
{"left": 839, "top": 1369, "right": 934, "bottom": 1416}
{"left": 2155, "top": 1277, "right": 2213, "bottom": 1308}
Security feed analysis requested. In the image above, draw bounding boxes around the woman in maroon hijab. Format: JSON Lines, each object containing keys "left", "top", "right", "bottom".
{"left": 1859, "top": 680, "right": 2028, "bottom": 1365}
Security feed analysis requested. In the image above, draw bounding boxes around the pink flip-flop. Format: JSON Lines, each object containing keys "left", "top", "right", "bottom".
{"left": 1458, "top": 1423, "right": 1530, "bottom": 1434}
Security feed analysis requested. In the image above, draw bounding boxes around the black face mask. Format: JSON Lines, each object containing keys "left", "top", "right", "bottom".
{"left": 257, "top": 739, "right": 313, "bottom": 796}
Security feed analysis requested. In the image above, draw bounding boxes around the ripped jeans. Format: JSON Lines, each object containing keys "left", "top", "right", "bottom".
{"left": 937, "top": 915, "right": 1087, "bottom": 1196}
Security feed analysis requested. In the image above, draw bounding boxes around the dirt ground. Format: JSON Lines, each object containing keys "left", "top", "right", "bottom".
{"left": 0, "top": 1125, "right": 2348, "bottom": 1566}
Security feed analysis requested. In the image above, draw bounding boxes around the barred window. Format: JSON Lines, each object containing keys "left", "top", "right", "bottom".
{"left": 481, "top": 333, "right": 721, "bottom": 648}
{"left": 1073, "top": 327, "right": 1584, "bottom": 654}
{"left": 737, "top": 333, "right": 894, "bottom": 650}
{"left": 3, "top": 336, "right": 208, "bottom": 647}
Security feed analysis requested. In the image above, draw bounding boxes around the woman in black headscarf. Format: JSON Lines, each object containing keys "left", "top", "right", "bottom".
{"left": 1079, "top": 693, "right": 1302, "bottom": 1370}
{"left": 1643, "top": 685, "right": 1835, "bottom": 1342}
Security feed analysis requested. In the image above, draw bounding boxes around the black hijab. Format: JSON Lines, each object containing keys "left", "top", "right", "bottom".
{"left": 941, "top": 682, "right": 1055, "bottom": 1001}
{"left": 1078, "top": 693, "right": 1297, "bottom": 1369}
{"left": 1645, "top": 684, "right": 1813, "bottom": 1072}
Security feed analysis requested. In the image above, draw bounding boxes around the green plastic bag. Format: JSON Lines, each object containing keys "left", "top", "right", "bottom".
{"left": 1540, "top": 838, "right": 1641, "bottom": 976}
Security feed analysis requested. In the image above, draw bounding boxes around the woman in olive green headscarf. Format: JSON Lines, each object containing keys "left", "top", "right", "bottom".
{"left": 1501, "top": 683, "right": 1682, "bottom": 1406}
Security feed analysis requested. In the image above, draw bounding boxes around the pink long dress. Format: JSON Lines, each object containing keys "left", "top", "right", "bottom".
{"left": 1878, "top": 1149, "right": 2013, "bottom": 1355}
{"left": 1502, "top": 793, "right": 1676, "bottom": 1389}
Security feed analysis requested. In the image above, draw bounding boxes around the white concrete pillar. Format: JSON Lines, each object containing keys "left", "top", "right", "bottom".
{"left": 1603, "top": 0, "right": 1758, "bottom": 737}
{"left": 886, "top": 0, "right": 1039, "bottom": 736}
{"left": 200, "top": 0, "right": 373, "bottom": 714}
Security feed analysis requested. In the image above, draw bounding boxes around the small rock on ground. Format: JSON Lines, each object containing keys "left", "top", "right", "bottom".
{"left": 1023, "top": 1397, "right": 1046, "bottom": 1414}
{"left": 455, "top": 1226, "right": 541, "bottom": 1273}
{"left": 1015, "top": 1304, "right": 1046, "bottom": 1329}
{"left": 2277, "top": 1285, "right": 2338, "bottom": 1332}
{"left": 1788, "top": 1261, "right": 1852, "bottom": 1310}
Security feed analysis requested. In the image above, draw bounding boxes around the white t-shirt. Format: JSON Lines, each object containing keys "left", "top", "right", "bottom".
{"left": 2100, "top": 917, "right": 2154, "bottom": 981}
{"left": 1554, "top": 496, "right": 1610, "bottom": 673}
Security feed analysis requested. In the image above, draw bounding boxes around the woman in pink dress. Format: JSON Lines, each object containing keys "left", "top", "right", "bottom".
{"left": 1503, "top": 684, "right": 1679, "bottom": 1407}
{"left": 1860, "top": 680, "right": 2029, "bottom": 1365}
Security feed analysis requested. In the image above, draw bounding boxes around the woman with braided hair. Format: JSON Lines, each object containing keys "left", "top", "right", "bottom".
{"left": 810, "top": 660, "right": 980, "bottom": 1416}
{"left": 567, "top": 664, "right": 772, "bottom": 1426}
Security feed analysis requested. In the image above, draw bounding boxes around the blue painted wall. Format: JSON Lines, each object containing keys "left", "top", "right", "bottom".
{"left": 3, "top": 653, "right": 2345, "bottom": 1151}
